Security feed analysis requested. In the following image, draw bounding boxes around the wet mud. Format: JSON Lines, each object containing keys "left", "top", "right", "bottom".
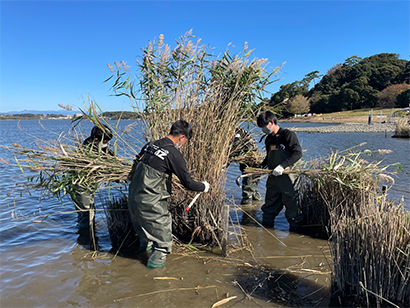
{"left": 1, "top": 202, "right": 332, "bottom": 308}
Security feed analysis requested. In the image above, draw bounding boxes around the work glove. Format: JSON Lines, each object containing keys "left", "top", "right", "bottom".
{"left": 202, "top": 181, "right": 210, "bottom": 193}
{"left": 272, "top": 164, "right": 284, "bottom": 176}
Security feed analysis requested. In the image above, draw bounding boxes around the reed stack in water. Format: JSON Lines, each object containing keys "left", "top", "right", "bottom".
{"left": 2, "top": 31, "right": 279, "bottom": 251}
{"left": 299, "top": 147, "right": 409, "bottom": 307}
{"left": 393, "top": 116, "right": 410, "bottom": 138}
{"left": 106, "top": 30, "right": 279, "bottom": 248}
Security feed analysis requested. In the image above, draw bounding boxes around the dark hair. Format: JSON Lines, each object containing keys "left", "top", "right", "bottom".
{"left": 91, "top": 125, "right": 113, "bottom": 141}
{"left": 169, "top": 120, "right": 192, "bottom": 140}
{"left": 256, "top": 111, "right": 278, "bottom": 127}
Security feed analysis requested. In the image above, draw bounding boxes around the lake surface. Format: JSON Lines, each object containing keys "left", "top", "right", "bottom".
{"left": 1, "top": 120, "right": 409, "bottom": 307}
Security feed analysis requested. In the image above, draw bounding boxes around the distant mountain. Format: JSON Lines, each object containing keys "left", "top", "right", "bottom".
{"left": 0, "top": 109, "right": 78, "bottom": 115}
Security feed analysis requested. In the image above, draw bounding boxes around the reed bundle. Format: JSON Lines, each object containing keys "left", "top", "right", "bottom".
{"left": 394, "top": 116, "right": 410, "bottom": 138}
{"left": 2, "top": 130, "right": 132, "bottom": 199}
{"left": 106, "top": 30, "right": 280, "bottom": 248}
{"left": 247, "top": 144, "right": 409, "bottom": 306}
{"left": 4, "top": 31, "right": 281, "bottom": 252}
{"left": 293, "top": 145, "right": 409, "bottom": 306}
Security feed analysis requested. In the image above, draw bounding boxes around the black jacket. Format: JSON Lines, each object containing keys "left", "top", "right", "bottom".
{"left": 138, "top": 137, "right": 205, "bottom": 192}
{"left": 261, "top": 128, "right": 302, "bottom": 169}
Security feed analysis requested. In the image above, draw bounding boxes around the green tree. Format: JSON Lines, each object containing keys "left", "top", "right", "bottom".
{"left": 343, "top": 55, "right": 362, "bottom": 67}
{"left": 309, "top": 53, "right": 408, "bottom": 113}
{"left": 396, "top": 89, "right": 410, "bottom": 108}
{"left": 269, "top": 71, "right": 321, "bottom": 109}
{"left": 288, "top": 95, "right": 310, "bottom": 114}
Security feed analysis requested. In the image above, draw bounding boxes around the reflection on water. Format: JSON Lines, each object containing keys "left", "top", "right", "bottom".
{"left": 0, "top": 120, "right": 408, "bottom": 307}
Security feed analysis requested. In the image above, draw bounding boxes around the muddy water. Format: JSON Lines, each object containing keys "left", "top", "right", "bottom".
{"left": 1, "top": 120, "right": 408, "bottom": 307}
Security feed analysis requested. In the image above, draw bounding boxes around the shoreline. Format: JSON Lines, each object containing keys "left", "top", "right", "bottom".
{"left": 286, "top": 122, "right": 396, "bottom": 133}
{"left": 282, "top": 116, "right": 397, "bottom": 133}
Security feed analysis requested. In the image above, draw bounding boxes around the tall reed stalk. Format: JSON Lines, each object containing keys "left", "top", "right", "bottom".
{"left": 3, "top": 31, "right": 281, "bottom": 251}
{"left": 299, "top": 146, "right": 409, "bottom": 307}
{"left": 247, "top": 144, "right": 409, "bottom": 306}
{"left": 106, "top": 30, "right": 280, "bottom": 247}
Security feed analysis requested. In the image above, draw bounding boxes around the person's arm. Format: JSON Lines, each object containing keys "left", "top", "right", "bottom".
{"left": 280, "top": 130, "right": 302, "bottom": 169}
{"left": 170, "top": 151, "right": 206, "bottom": 192}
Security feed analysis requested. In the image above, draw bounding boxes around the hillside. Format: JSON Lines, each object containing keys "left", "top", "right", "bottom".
{"left": 268, "top": 53, "right": 409, "bottom": 115}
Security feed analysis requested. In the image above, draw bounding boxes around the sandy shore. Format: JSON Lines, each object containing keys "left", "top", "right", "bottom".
{"left": 282, "top": 116, "right": 397, "bottom": 133}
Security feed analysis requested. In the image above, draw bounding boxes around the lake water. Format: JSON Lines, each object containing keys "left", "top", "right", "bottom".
{"left": 1, "top": 120, "right": 409, "bottom": 307}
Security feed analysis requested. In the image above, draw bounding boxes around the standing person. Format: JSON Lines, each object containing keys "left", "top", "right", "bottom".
{"left": 256, "top": 111, "right": 303, "bottom": 231}
{"left": 230, "top": 127, "right": 262, "bottom": 205}
{"left": 128, "top": 120, "right": 210, "bottom": 269}
{"left": 71, "top": 125, "right": 113, "bottom": 244}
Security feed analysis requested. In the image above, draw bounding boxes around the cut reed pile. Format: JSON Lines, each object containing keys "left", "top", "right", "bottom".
{"left": 247, "top": 144, "right": 409, "bottom": 306}
{"left": 106, "top": 30, "right": 280, "bottom": 248}
{"left": 1, "top": 116, "right": 134, "bottom": 200}
{"left": 393, "top": 116, "right": 410, "bottom": 138}
{"left": 2, "top": 31, "right": 281, "bottom": 253}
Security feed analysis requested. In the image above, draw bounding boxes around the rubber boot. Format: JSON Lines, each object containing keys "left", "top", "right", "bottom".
{"left": 289, "top": 221, "right": 301, "bottom": 233}
{"left": 253, "top": 191, "right": 263, "bottom": 201}
{"left": 261, "top": 207, "right": 276, "bottom": 228}
{"left": 262, "top": 216, "right": 275, "bottom": 228}
{"left": 240, "top": 197, "right": 253, "bottom": 205}
{"left": 147, "top": 248, "right": 167, "bottom": 268}
{"left": 138, "top": 240, "right": 153, "bottom": 252}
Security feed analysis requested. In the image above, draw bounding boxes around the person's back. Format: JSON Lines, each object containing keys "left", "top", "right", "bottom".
{"left": 128, "top": 120, "right": 209, "bottom": 268}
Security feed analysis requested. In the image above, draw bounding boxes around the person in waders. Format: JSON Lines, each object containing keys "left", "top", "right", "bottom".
{"left": 257, "top": 111, "right": 303, "bottom": 232}
{"left": 229, "top": 127, "right": 262, "bottom": 205}
{"left": 128, "top": 120, "right": 210, "bottom": 269}
{"left": 71, "top": 125, "right": 113, "bottom": 246}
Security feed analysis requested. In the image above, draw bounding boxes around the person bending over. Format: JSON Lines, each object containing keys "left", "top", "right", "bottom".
{"left": 128, "top": 120, "right": 210, "bottom": 268}
{"left": 71, "top": 125, "right": 113, "bottom": 245}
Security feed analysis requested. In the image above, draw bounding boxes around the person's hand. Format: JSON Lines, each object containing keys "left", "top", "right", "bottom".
{"left": 272, "top": 165, "right": 284, "bottom": 176}
{"left": 202, "top": 181, "right": 210, "bottom": 193}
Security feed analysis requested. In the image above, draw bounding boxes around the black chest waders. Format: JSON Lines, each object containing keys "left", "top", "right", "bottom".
{"left": 262, "top": 143, "right": 303, "bottom": 230}
{"left": 128, "top": 162, "right": 173, "bottom": 254}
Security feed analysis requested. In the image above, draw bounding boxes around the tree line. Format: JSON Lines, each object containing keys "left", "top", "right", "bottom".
{"left": 101, "top": 111, "right": 140, "bottom": 119}
{"left": 267, "top": 53, "right": 409, "bottom": 115}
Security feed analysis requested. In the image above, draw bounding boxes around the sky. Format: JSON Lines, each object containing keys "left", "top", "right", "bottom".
{"left": 0, "top": 0, "right": 409, "bottom": 113}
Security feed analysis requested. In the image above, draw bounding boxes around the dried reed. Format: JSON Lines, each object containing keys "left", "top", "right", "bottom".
{"left": 246, "top": 144, "right": 409, "bottom": 306}
{"left": 300, "top": 147, "right": 408, "bottom": 306}
{"left": 393, "top": 117, "right": 410, "bottom": 138}
{"left": 106, "top": 30, "right": 280, "bottom": 248}
{"left": 3, "top": 31, "right": 281, "bottom": 253}
{"left": 2, "top": 132, "right": 131, "bottom": 199}
{"left": 103, "top": 194, "right": 138, "bottom": 251}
